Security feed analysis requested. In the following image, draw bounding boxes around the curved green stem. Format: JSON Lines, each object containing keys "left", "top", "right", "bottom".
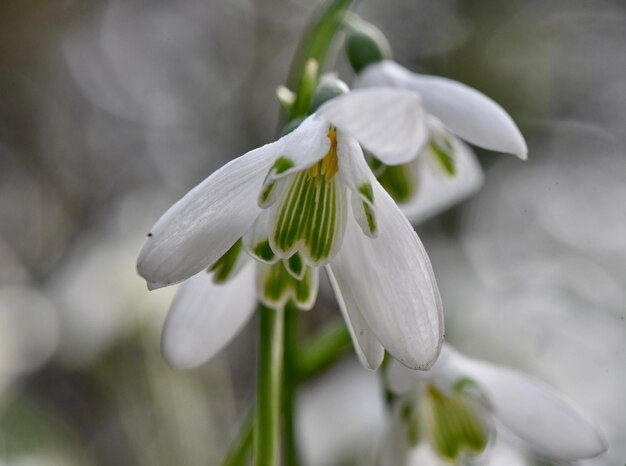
{"left": 254, "top": 305, "right": 285, "bottom": 466}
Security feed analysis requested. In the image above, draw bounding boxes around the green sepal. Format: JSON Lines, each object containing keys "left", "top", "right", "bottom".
{"left": 208, "top": 238, "right": 244, "bottom": 283}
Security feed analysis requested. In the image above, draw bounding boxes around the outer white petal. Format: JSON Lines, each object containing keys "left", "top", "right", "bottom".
{"left": 137, "top": 141, "right": 282, "bottom": 289}
{"left": 162, "top": 261, "right": 257, "bottom": 369}
{"left": 317, "top": 88, "right": 428, "bottom": 165}
{"left": 402, "top": 139, "right": 484, "bottom": 225}
{"left": 325, "top": 266, "right": 384, "bottom": 370}
{"left": 328, "top": 179, "right": 443, "bottom": 370}
{"left": 447, "top": 350, "right": 608, "bottom": 461}
{"left": 358, "top": 61, "right": 528, "bottom": 159}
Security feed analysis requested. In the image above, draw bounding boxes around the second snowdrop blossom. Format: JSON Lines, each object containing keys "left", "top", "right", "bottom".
{"left": 382, "top": 345, "right": 607, "bottom": 465}
{"left": 137, "top": 81, "right": 443, "bottom": 371}
{"left": 346, "top": 19, "right": 527, "bottom": 223}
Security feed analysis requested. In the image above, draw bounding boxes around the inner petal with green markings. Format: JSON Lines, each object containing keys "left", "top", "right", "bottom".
{"left": 420, "top": 384, "right": 489, "bottom": 461}
{"left": 268, "top": 128, "right": 347, "bottom": 265}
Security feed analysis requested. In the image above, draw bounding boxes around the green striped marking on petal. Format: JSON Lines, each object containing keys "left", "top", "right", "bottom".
{"left": 430, "top": 138, "right": 456, "bottom": 176}
{"left": 257, "top": 261, "right": 318, "bottom": 310}
{"left": 421, "top": 385, "right": 489, "bottom": 461}
{"left": 271, "top": 148, "right": 344, "bottom": 264}
{"left": 401, "top": 402, "right": 421, "bottom": 447}
{"left": 357, "top": 182, "right": 377, "bottom": 236}
{"left": 376, "top": 162, "right": 419, "bottom": 204}
{"left": 208, "top": 238, "right": 243, "bottom": 283}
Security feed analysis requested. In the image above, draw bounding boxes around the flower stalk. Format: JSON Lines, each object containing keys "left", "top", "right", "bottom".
{"left": 254, "top": 305, "right": 285, "bottom": 466}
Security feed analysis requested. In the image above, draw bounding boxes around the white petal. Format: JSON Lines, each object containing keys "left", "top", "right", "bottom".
{"left": 336, "top": 131, "right": 378, "bottom": 237}
{"left": 317, "top": 88, "right": 428, "bottom": 165}
{"left": 448, "top": 351, "right": 608, "bottom": 460}
{"left": 401, "top": 139, "right": 484, "bottom": 225}
{"left": 137, "top": 141, "right": 282, "bottom": 289}
{"left": 325, "top": 266, "right": 384, "bottom": 370}
{"left": 328, "top": 179, "right": 443, "bottom": 370}
{"left": 363, "top": 61, "right": 527, "bottom": 159}
{"left": 260, "top": 116, "right": 330, "bottom": 188}
{"left": 161, "top": 261, "right": 257, "bottom": 369}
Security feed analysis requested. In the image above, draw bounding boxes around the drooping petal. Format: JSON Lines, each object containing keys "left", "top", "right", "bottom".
{"left": 336, "top": 131, "right": 378, "bottom": 237}
{"left": 317, "top": 87, "right": 428, "bottom": 165}
{"left": 357, "top": 61, "right": 528, "bottom": 159}
{"left": 325, "top": 266, "right": 384, "bottom": 370}
{"left": 259, "top": 116, "right": 331, "bottom": 198}
{"left": 161, "top": 261, "right": 257, "bottom": 369}
{"left": 137, "top": 141, "right": 282, "bottom": 289}
{"left": 401, "top": 139, "right": 484, "bottom": 225}
{"left": 448, "top": 351, "right": 608, "bottom": 461}
{"left": 328, "top": 178, "right": 443, "bottom": 370}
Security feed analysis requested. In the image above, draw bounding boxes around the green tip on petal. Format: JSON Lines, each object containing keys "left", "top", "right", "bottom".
{"left": 257, "top": 261, "right": 318, "bottom": 310}
{"left": 208, "top": 238, "right": 244, "bottom": 283}
{"left": 252, "top": 239, "right": 276, "bottom": 263}
{"left": 430, "top": 140, "right": 457, "bottom": 176}
{"left": 358, "top": 182, "right": 374, "bottom": 204}
{"left": 376, "top": 162, "right": 419, "bottom": 204}
{"left": 422, "top": 386, "right": 490, "bottom": 461}
{"left": 345, "top": 17, "right": 392, "bottom": 74}
{"left": 273, "top": 156, "right": 296, "bottom": 175}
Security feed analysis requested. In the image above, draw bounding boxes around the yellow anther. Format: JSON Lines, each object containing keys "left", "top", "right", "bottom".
{"left": 308, "top": 127, "right": 339, "bottom": 181}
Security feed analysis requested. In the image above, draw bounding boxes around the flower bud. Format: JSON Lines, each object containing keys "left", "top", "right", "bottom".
{"left": 308, "top": 77, "right": 349, "bottom": 113}
{"left": 345, "top": 18, "right": 392, "bottom": 74}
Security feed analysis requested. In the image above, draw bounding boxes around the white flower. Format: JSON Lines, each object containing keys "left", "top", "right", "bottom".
{"left": 354, "top": 60, "right": 527, "bottom": 224}
{"left": 137, "top": 87, "right": 443, "bottom": 371}
{"left": 382, "top": 345, "right": 607, "bottom": 464}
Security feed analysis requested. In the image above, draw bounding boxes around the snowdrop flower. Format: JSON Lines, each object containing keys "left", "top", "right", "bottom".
{"left": 346, "top": 19, "right": 526, "bottom": 223}
{"left": 382, "top": 345, "right": 607, "bottom": 465}
{"left": 137, "top": 81, "right": 443, "bottom": 371}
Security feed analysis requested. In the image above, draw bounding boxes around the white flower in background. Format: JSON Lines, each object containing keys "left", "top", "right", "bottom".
{"left": 346, "top": 20, "right": 526, "bottom": 224}
{"left": 381, "top": 345, "right": 607, "bottom": 465}
{"left": 138, "top": 83, "right": 443, "bottom": 371}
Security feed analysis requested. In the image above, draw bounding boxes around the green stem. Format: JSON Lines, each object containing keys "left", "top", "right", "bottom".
{"left": 282, "top": 303, "right": 301, "bottom": 466}
{"left": 280, "top": 0, "right": 353, "bottom": 125}
{"left": 222, "top": 411, "right": 253, "bottom": 466}
{"left": 224, "top": 320, "right": 353, "bottom": 464}
{"left": 254, "top": 305, "right": 285, "bottom": 466}
{"left": 296, "top": 320, "right": 352, "bottom": 382}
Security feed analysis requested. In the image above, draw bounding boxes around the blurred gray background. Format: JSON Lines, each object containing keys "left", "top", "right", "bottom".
{"left": 1, "top": 0, "right": 625, "bottom": 464}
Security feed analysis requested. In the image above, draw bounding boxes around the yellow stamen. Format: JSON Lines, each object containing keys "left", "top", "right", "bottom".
{"left": 308, "top": 127, "right": 339, "bottom": 181}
